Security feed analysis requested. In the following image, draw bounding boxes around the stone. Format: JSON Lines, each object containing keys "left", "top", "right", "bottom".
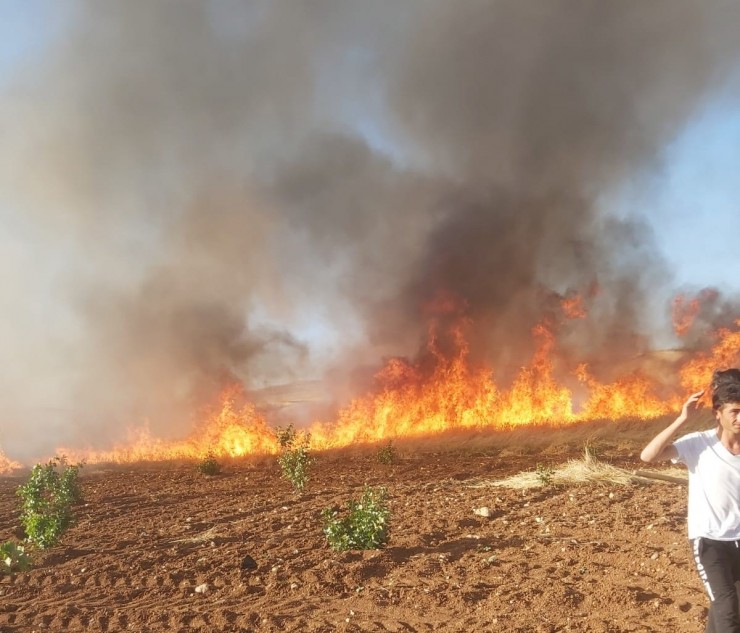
{"left": 241, "top": 555, "right": 258, "bottom": 571}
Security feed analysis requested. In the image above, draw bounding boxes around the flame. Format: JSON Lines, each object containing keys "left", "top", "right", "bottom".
{"left": 679, "top": 320, "right": 740, "bottom": 394}
{"left": 53, "top": 384, "right": 278, "bottom": 467}
{"left": 562, "top": 294, "right": 587, "bottom": 319}
{"left": 0, "top": 446, "right": 22, "bottom": 473}
{"left": 576, "top": 364, "right": 677, "bottom": 420}
{"left": 671, "top": 289, "right": 719, "bottom": 337}
{"left": 3, "top": 309, "right": 740, "bottom": 472}
{"left": 672, "top": 294, "right": 701, "bottom": 336}
{"left": 310, "top": 318, "right": 685, "bottom": 449}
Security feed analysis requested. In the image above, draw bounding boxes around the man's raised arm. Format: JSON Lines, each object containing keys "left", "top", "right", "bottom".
{"left": 640, "top": 390, "right": 704, "bottom": 463}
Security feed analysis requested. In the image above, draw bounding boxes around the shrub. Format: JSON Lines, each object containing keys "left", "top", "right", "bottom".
{"left": 0, "top": 540, "right": 31, "bottom": 574}
{"left": 197, "top": 452, "right": 222, "bottom": 476}
{"left": 322, "top": 485, "right": 390, "bottom": 551}
{"left": 16, "top": 457, "right": 83, "bottom": 549}
{"left": 376, "top": 440, "right": 397, "bottom": 465}
{"left": 276, "top": 425, "right": 313, "bottom": 493}
{"left": 535, "top": 463, "right": 554, "bottom": 486}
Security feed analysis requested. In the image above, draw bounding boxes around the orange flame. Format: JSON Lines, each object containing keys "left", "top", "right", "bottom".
{"left": 54, "top": 384, "right": 278, "bottom": 467}
{"left": 672, "top": 294, "right": 701, "bottom": 337}
{"left": 309, "top": 319, "right": 688, "bottom": 449}
{"left": 562, "top": 294, "right": 587, "bottom": 320}
{"left": 0, "top": 446, "right": 22, "bottom": 473}
{"left": 576, "top": 364, "right": 676, "bottom": 420}
{"left": 3, "top": 312, "right": 740, "bottom": 472}
{"left": 679, "top": 320, "right": 740, "bottom": 394}
{"left": 671, "top": 289, "right": 719, "bottom": 337}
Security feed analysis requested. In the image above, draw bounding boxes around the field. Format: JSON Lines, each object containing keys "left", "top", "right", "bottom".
{"left": 0, "top": 421, "right": 713, "bottom": 633}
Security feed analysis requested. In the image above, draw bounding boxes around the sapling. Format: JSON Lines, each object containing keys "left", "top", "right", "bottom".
{"left": 197, "top": 452, "right": 222, "bottom": 476}
{"left": 376, "top": 440, "right": 397, "bottom": 465}
{"left": 535, "top": 463, "right": 555, "bottom": 486}
{"left": 322, "top": 485, "right": 390, "bottom": 551}
{"left": 0, "top": 540, "right": 31, "bottom": 574}
{"left": 276, "top": 425, "right": 314, "bottom": 493}
{"left": 16, "top": 457, "right": 83, "bottom": 549}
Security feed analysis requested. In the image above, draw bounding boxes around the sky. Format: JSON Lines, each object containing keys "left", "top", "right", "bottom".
{"left": 1, "top": 1, "right": 740, "bottom": 460}
{"left": 649, "top": 94, "right": 740, "bottom": 291}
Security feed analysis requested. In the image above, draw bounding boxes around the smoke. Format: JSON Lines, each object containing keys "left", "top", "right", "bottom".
{"left": 1, "top": 0, "right": 739, "bottom": 459}
{"left": 376, "top": 0, "right": 740, "bottom": 380}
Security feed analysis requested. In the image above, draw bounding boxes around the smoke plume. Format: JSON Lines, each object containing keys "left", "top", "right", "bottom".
{"left": 1, "top": 0, "right": 739, "bottom": 459}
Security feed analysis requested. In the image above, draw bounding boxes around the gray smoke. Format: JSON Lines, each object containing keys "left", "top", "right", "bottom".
{"left": 378, "top": 0, "right": 740, "bottom": 379}
{"left": 1, "top": 0, "right": 739, "bottom": 459}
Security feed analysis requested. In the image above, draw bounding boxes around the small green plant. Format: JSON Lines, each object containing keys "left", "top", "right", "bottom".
{"left": 276, "top": 425, "right": 313, "bottom": 493}
{"left": 322, "top": 485, "right": 390, "bottom": 551}
{"left": 535, "top": 463, "right": 554, "bottom": 486}
{"left": 197, "top": 452, "right": 222, "bottom": 476}
{"left": 0, "top": 540, "right": 31, "bottom": 574}
{"left": 16, "top": 457, "right": 83, "bottom": 549}
{"left": 376, "top": 440, "right": 397, "bottom": 465}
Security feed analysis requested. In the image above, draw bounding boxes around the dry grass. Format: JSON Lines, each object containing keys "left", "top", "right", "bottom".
{"left": 171, "top": 525, "right": 224, "bottom": 544}
{"left": 344, "top": 412, "right": 713, "bottom": 462}
{"left": 473, "top": 446, "right": 688, "bottom": 489}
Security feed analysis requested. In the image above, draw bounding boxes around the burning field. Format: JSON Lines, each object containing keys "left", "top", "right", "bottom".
{"left": 3, "top": 0, "right": 740, "bottom": 471}
{"left": 0, "top": 291, "right": 738, "bottom": 631}
{"left": 2, "top": 2, "right": 740, "bottom": 630}
{"left": 0, "top": 308, "right": 738, "bottom": 633}
{"left": 1, "top": 309, "right": 737, "bottom": 631}
{"left": 1, "top": 275, "right": 738, "bottom": 632}
{"left": 2, "top": 301, "right": 739, "bottom": 472}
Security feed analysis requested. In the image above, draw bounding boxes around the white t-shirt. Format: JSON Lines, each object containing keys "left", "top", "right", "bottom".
{"left": 673, "top": 429, "right": 740, "bottom": 540}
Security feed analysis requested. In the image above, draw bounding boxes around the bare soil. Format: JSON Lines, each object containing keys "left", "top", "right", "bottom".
{"left": 0, "top": 445, "right": 709, "bottom": 633}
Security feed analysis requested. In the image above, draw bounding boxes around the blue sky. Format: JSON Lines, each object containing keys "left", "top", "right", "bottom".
{"left": 0, "top": 1, "right": 66, "bottom": 82}
{"left": 648, "top": 95, "right": 740, "bottom": 292}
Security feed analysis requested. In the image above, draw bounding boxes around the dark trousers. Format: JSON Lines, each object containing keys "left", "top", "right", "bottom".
{"left": 693, "top": 538, "right": 740, "bottom": 633}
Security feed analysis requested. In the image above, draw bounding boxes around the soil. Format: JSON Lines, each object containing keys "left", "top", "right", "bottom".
{"left": 0, "top": 447, "right": 710, "bottom": 633}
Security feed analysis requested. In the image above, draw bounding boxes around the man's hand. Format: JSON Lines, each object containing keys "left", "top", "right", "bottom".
{"left": 640, "top": 389, "right": 705, "bottom": 463}
{"left": 678, "top": 390, "right": 706, "bottom": 422}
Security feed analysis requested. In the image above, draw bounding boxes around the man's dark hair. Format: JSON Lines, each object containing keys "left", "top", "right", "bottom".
{"left": 712, "top": 378, "right": 740, "bottom": 411}
{"left": 711, "top": 368, "right": 740, "bottom": 391}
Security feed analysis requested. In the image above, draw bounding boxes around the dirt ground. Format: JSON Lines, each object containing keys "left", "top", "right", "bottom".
{"left": 0, "top": 442, "right": 710, "bottom": 633}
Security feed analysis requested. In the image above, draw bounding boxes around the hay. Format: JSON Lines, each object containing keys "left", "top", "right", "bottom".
{"left": 473, "top": 448, "right": 687, "bottom": 489}
{"left": 171, "top": 525, "right": 223, "bottom": 544}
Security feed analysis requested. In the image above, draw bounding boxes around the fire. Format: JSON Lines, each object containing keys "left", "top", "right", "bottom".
{"left": 562, "top": 294, "right": 587, "bottom": 320}
{"left": 2, "top": 310, "right": 740, "bottom": 473}
{"left": 576, "top": 365, "right": 676, "bottom": 420}
{"left": 672, "top": 294, "right": 701, "bottom": 336}
{"left": 53, "top": 384, "right": 278, "bottom": 467}
{"left": 310, "top": 318, "right": 682, "bottom": 449}
{"left": 498, "top": 324, "right": 574, "bottom": 426}
{"left": 0, "top": 446, "right": 21, "bottom": 473}
{"left": 679, "top": 320, "right": 740, "bottom": 394}
{"left": 671, "top": 289, "right": 719, "bottom": 337}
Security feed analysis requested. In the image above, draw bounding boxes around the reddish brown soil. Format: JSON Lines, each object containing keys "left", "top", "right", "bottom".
{"left": 0, "top": 449, "right": 709, "bottom": 633}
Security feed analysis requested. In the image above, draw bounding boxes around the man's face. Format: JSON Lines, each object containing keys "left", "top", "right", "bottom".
{"left": 715, "top": 401, "right": 740, "bottom": 435}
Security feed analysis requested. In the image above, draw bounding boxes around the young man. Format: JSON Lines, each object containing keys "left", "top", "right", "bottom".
{"left": 641, "top": 374, "right": 740, "bottom": 633}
